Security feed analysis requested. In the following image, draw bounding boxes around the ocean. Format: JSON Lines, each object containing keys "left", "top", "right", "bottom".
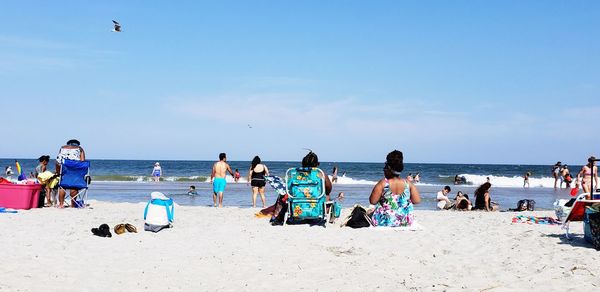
{"left": 1, "top": 158, "right": 582, "bottom": 210}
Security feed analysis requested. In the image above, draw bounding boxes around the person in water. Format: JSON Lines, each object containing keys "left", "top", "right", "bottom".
{"left": 523, "top": 172, "right": 530, "bottom": 188}
{"left": 248, "top": 156, "right": 269, "bottom": 208}
{"left": 211, "top": 153, "right": 234, "bottom": 207}
{"left": 152, "top": 162, "right": 162, "bottom": 182}
{"left": 188, "top": 185, "right": 198, "bottom": 196}
{"left": 234, "top": 169, "right": 241, "bottom": 183}
{"left": 331, "top": 166, "right": 338, "bottom": 183}
{"left": 369, "top": 150, "right": 421, "bottom": 227}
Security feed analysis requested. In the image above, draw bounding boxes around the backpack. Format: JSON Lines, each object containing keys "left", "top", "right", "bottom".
{"left": 515, "top": 199, "right": 536, "bottom": 211}
{"left": 341, "top": 205, "right": 373, "bottom": 228}
{"left": 143, "top": 192, "right": 174, "bottom": 232}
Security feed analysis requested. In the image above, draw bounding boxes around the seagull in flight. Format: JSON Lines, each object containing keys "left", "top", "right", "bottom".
{"left": 247, "top": 124, "right": 253, "bottom": 129}
{"left": 112, "top": 20, "right": 121, "bottom": 32}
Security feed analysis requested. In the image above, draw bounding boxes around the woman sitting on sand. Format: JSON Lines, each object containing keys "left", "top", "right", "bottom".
{"left": 472, "top": 182, "right": 497, "bottom": 211}
{"left": 302, "top": 151, "right": 333, "bottom": 201}
{"left": 369, "top": 150, "right": 421, "bottom": 227}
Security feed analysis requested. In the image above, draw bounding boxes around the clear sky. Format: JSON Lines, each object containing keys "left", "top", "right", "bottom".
{"left": 0, "top": 1, "right": 598, "bottom": 164}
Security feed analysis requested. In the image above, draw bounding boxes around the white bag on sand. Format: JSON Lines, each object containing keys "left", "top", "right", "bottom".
{"left": 144, "top": 192, "right": 174, "bottom": 232}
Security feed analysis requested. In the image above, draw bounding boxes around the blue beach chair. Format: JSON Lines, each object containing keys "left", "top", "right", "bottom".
{"left": 58, "top": 160, "right": 91, "bottom": 208}
{"left": 284, "top": 167, "right": 327, "bottom": 225}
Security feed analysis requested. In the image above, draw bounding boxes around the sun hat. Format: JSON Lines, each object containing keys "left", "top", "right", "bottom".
{"left": 155, "top": 162, "right": 160, "bottom": 166}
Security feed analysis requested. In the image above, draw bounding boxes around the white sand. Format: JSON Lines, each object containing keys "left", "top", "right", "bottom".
{"left": 1, "top": 201, "right": 599, "bottom": 291}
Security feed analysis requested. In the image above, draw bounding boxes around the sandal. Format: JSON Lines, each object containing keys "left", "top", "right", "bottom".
{"left": 114, "top": 224, "right": 126, "bottom": 235}
{"left": 91, "top": 224, "right": 112, "bottom": 237}
{"left": 124, "top": 223, "right": 137, "bottom": 233}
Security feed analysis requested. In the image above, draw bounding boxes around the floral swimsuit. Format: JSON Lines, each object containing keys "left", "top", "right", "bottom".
{"left": 371, "top": 178, "right": 414, "bottom": 227}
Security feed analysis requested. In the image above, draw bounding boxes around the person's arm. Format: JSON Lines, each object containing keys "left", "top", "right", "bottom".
{"left": 577, "top": 167, "right": 585, "bottom": 182}
{"left": 210, "top": 164, "right": 216, "bottom": 182}
{"left": 484, "top": 192, "right": 490, "bottom": 211}
{"left": 79, "top": 147, "right": 86, "bottom": 161}
{"left": 409, "top": 182, "right": 421, "bottom": 204}
{"left": 227, "top": 164, "right": 234, "bottom": 176}
{"left": 324, "top": 173, "right": 332, "bottom": 200}
{"left": 369, "top": 180, "right": 385, "bottom": 205}
{"left": 247, "top": 168, "right": 253, "bottom": 185}
{"left": 264, "top": 165, "right": 269, "bottom": 176}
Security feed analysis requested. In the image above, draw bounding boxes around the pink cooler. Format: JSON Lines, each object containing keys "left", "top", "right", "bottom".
{"left": 0, "top": 183, "right": 42, "bottom": 210}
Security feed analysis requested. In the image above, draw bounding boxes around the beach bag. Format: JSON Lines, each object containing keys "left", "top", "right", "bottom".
{"left": 341, "top": 205, "right": 373, "bottom": 228}
{"left": 554, "top": 199, "right": 573, "bottom": 222}
{"left": 144, "top": 192, "right": 174, "bottom": 232}
{"left": 588, "top": 212, "right": 600, "bottom": 250}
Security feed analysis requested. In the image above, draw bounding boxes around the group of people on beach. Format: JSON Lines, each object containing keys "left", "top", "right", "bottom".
{"left": 551, "top": 158, "right": 598, "bottom": 193}
{"left": 436, "top": 183, "right": 497, "bottom": 212}
{"left": 5, "top": 139, "right": 88, "bottom": 209}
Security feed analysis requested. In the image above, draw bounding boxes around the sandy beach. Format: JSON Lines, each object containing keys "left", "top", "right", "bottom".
{"left": 0, "top": 201, "right": 598, "bottom": 291}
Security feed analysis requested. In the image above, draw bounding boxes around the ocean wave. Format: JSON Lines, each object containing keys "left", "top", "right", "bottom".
{"left": 331, "top": 176, "right": 377, "bottom": 185}
{"left": 94, "top": 175, "right": 210, "bottom": 182}
{"left": 460, "top": 174, "right": 558, "bottom": 188}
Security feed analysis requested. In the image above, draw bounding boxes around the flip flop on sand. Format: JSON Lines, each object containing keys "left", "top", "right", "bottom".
{"left": 124, "top": 223, "right": 137, "bottom": 233}
{"left": 91, "top": 224, "right": 112, "bottom": 237}
{"left": 114, "top": 224, "right": 126, "bottom": 235}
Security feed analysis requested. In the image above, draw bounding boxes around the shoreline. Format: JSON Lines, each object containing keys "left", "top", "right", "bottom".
{"left": 1, "top": 200, "right": 599, "bottom": 291}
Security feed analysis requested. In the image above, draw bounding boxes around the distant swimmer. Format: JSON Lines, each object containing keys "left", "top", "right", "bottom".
{"left": 454, "top": 174, "right": 467, "bottom": 185}
{"left": 188, "top": 185, "right": 198, "bottom": 196}
{"left": 523, "top": 172, "right": 530, "bottom": 188}
{"left": 112, "top": 20, "right": 121, "bottom": 32}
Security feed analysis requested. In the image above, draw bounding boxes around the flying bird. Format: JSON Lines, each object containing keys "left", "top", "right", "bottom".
{"left": 112, "top": 20, "right": 121, "bottom": 32}
{"left": 247, "top": 124, "right": 253, "bottom": 128}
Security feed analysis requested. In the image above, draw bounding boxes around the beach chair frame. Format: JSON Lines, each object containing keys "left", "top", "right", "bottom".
{"left": 284, "top": 167, "right": 327, "bottom": 225}
{"left": 58, "top": 160, "right": 90, "bottom": 208}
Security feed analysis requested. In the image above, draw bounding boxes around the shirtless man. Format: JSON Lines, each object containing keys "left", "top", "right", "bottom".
{"left": 211, "top": 153, "right": 234, "bottom": 207}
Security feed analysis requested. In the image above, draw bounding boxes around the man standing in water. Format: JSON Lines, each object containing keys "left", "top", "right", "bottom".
{"left": 211, "top": 153, "right": 234, "bottom": 207}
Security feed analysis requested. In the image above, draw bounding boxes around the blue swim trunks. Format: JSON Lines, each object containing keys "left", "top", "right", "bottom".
{"left": 213, "top": 178, "right": 227, "bottom": 193}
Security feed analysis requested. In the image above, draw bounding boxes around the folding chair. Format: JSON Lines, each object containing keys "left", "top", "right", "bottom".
{"left": 58, "top": 159, "right": 90, "bottom": 208}
{"left": 284, "top": 167, "right": 327, "bottom": 225}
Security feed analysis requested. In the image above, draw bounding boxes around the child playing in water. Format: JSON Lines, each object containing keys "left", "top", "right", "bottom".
{"left": 187, "top": 185, "right": 198, "bottom": 196}
{"left": 234, "top": 169, "right": 241, "bottom": 183}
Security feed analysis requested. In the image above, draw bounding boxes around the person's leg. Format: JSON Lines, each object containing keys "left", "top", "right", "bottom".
{"left": 70, "top": 189, "right": 78, "bottom": 207}
{"left": 251, "top": 187, "right": 258, "bottom": 207}
{"left": 218, "top": 192, "right": 224, "bottom": 207}
{"left": 58, "top": 189, "right": 66, "bottom": 208}
{"left": 259, "top": 187, "right": 266, "bottom": 208}
{"left": 45, "top": 186, "right": 52, "bottom": 206}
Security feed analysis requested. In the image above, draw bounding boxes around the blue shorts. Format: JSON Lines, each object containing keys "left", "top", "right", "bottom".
{"left": 213, "top": 178, "right": 227, "bottom": 193}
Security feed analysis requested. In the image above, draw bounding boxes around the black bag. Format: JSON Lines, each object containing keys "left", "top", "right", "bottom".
{"left": 342, "top": 205, "right": 373, "bottom": 228}
{"left": 587, "top": 212, "right": 600, "bottom": 250}
{"left": 513, "top": 199, "right": 536, "bottom": 211}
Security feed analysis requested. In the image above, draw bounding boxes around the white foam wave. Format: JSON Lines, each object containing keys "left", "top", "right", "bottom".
{"left": 460, "top": 174, "right": 559, "bottom": 188}
{"left": 330, "top": 176, "right": 377, "bottom": 185}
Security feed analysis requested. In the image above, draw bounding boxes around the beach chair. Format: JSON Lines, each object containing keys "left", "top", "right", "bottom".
{"left": 58, "top": 159, "right": 91, "bottom": 208}
{"left": 561, "top": 193, "right": 600, "bottom": 239}
{"left": 284, "top": 167, "right": 327, "bottom": 225}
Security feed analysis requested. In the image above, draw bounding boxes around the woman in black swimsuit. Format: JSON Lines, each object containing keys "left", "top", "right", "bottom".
{"left": 248, "top": 156, "right": 269, "bottom": 208}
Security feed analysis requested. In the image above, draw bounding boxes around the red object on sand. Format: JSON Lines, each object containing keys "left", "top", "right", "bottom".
{"left": 570, "top": 188, "right": 579, "bottom": 196}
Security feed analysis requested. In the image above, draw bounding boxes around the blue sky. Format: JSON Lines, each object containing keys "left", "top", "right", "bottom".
{"left": 0, "top": 1, "right": 598, "bottom": 164}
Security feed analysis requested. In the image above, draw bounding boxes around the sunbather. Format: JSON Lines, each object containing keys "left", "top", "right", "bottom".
{"left": 369, "top": 150, "right": 421, "bottom": 227}
{"left": 301, "top": 151, "right": 332, "bottom": 200}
